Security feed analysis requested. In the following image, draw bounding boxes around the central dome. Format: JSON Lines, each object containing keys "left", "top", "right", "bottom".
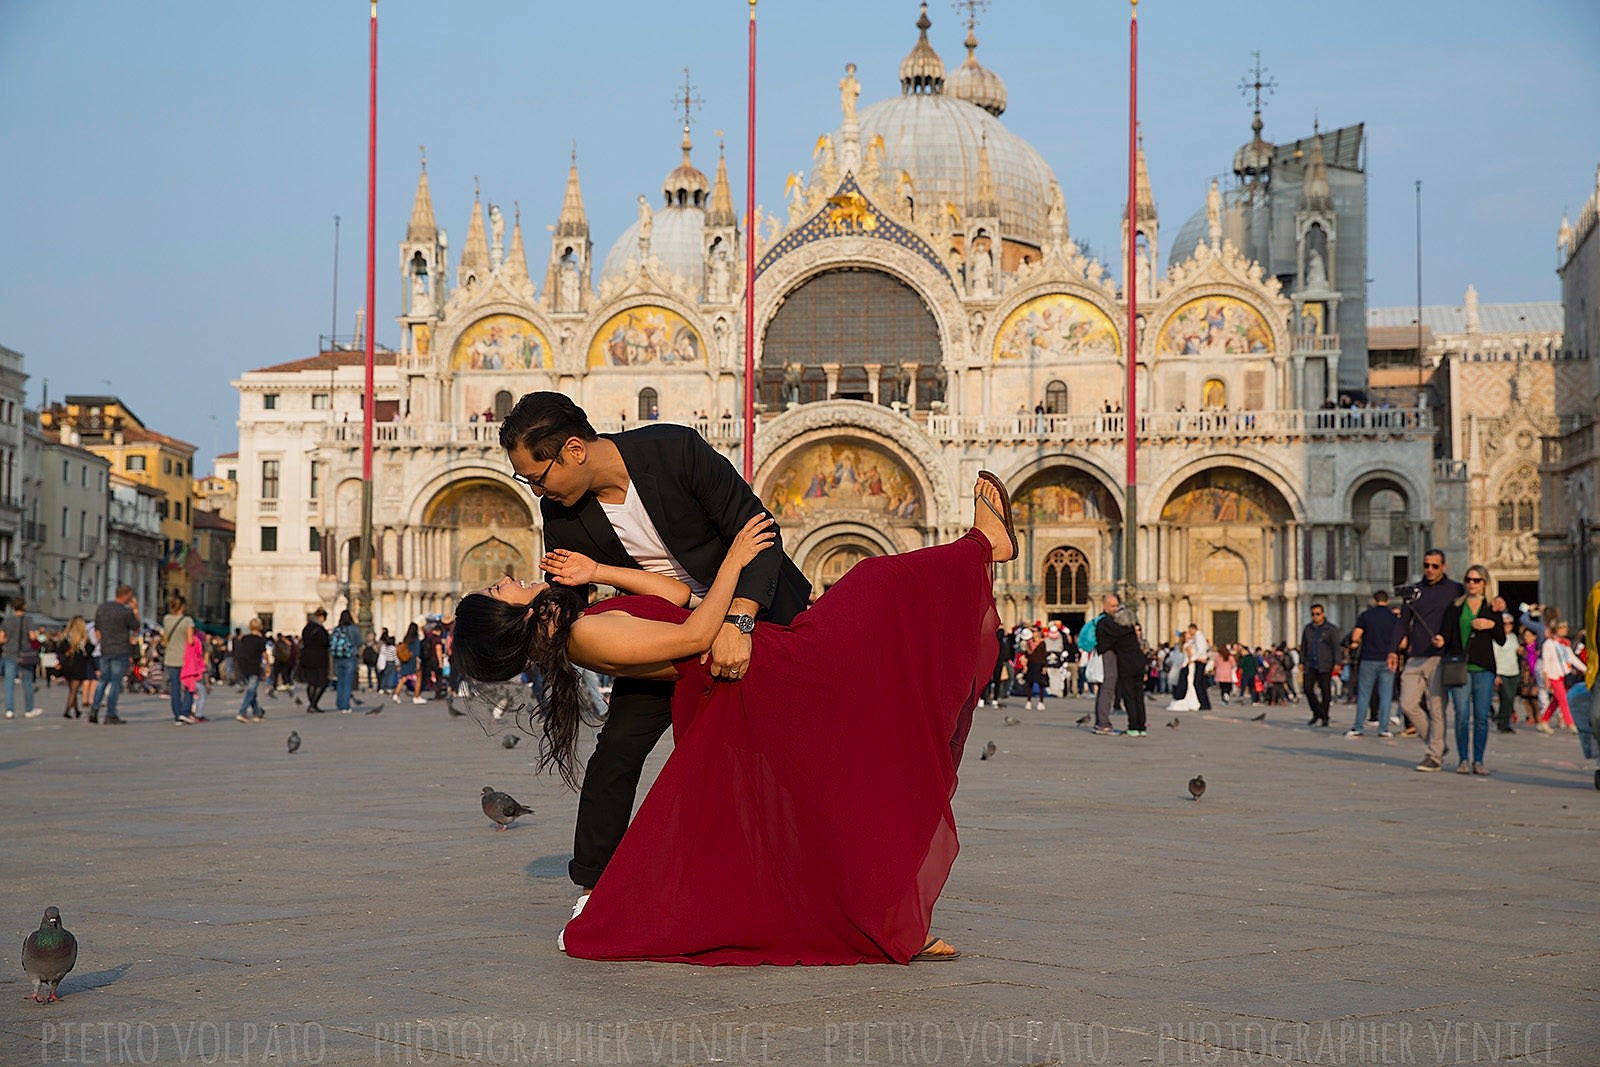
{"left": 840, "top": 6, "right": 1056, "bottom": 248}
{"left": 849, "top": 97, "right": 1056, "bottom": 248}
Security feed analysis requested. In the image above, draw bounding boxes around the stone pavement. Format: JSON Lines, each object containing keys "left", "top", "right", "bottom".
{"left": 2, "top": 683, "right": 1596, "bottom": 1066}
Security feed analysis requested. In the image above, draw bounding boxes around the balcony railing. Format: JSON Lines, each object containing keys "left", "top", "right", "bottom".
{"left": 258, "top": 498, "right": 278, "bottom": 517}
{"left": 1432, "top": 459, "right": 1467, "bottom": 481}
{"left": 322, "top": 416, "right": 745, "bottom": 448}
{"left": 318, "top": 406, "right": 1431, "bottom": 453}
{"left": 925, "top": 406, "right": 1432, "bottom": 443}
{"left": 1292, "top": 333, "right": 1341, "bottom": 355}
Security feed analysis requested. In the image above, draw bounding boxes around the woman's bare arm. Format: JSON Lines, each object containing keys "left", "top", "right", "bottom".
{"left": 540, "top": 550, "right": 693, "bottom": 606}
{"left": 563, "top": 516, "right": 774, "bottom": 673}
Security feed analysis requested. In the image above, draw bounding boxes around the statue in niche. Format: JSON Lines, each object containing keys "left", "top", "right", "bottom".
{"left": 558, "top": 260, "right": 581, "bottom": 311}
{"left": 1306, "top": 249, "right": 1328, "bottom": 289}
{"left": 839, "top": 63, "right": 860, "bottom": 125}
{"left": 1046, "top": 182, "right": 1067, "bottom": 247}
{"left": 410, "top": 270, "right": 432, "bottom": 315}
{"left": 970, "top": 248, "right": 992, "bottom": 296}
{"left": 707, "top": 247, "right": 733, "bottom": 303}
{"left": 1206, "top": 178, "right": 1223, "bottom": 248}
{"left": 488, "top": 204, "right": 505, "bottom": 269}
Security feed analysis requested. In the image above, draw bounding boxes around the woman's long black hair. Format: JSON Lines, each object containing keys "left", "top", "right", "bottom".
{"left": 452, "top": 583, "right": 598, "bottom": 789}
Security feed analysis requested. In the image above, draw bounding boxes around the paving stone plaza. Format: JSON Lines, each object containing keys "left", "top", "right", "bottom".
{"left": 3, "top": 687, "right": 1595, "bottom": 1065}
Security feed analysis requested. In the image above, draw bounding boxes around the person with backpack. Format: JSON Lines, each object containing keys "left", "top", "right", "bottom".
{"left": 360, "top": 633, "right": 380, "bottom": 691}
{"left": 329, "top": 609, "right": 363, "bottom": 713}
{"left": 393, "top": 622, "right": 423, "bottom": 703}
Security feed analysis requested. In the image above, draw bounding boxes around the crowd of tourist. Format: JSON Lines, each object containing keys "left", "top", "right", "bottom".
{"left": 1, "top": 587, "right": 465, "bottom": 726}
{"left": 977, "top": 553, "right": 1594, "bottom": 784}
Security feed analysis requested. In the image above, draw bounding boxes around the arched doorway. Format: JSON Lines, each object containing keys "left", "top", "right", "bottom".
{"left": 420, "top": 480, "right": 537, "bottom": 596}
{"left": 1011, "top": 466, "right": 1121, "bottom": 621}
{"left": 1160, "top": 467, "right": 1293, "bottom": 646}
{"left": 461, "top": 537, "right": 524, "bottom": 589}
{"left": 1351, "top": 479, "right": 1412, "bottom": 589}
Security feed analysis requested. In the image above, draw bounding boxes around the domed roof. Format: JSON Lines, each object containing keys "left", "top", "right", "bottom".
{"left": 841, "top": 4, "right": 1053, "bottom": 246}
{"left": 600, "top": 205, "right": 705, "bottom": 288}
{"left": 852, "top": 93, "right": 1056, "bottom": 248}
{"left": 899, "top": 4, "right": 944, "bottom": 94}
{"left": 600, "top": 130, "right": 713, "bottom": 288}
{"left": 946, "top": 27, "right": 1007, "bottom": 116}
{"left": 1232, "top": 112, "right": 1274, "bottom": 179}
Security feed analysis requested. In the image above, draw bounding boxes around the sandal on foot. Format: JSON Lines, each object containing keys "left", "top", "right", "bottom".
{"left": 974, "top": 471, "right": 1018, "bottom": 561}
{"left": 912, "top": 936, "right": 961, "bottom": 962}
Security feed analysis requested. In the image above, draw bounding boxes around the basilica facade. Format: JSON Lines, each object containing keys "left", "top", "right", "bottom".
{"left": 230, "top": 7, "right": 1451, "bottom": 646}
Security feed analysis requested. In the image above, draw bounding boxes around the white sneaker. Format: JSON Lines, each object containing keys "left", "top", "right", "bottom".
{"left": 4, "top": 710, "right": 12, "bottom": 718}
{"left": 412, "top": 696, "right": 427, "bottom": 704}
{"left": 24, "top": 708, "right": 44, "bottom": 718}
{"left": 392, "top": 692, "right": 401, "bottom": 703}
{"left": 557, "top": 894, "right": 590, "bottom": 952}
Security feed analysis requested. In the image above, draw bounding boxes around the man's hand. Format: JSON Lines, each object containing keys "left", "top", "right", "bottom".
{"left": 1431, "top": 634, "right": 1445, "bottom": 648}
{"left": 1386, "top": 652, "right": 1400, "bottom": 671}
{"left": 705, "top": 626, "right": 752, "bottom": 681}
{"left": 703, "top": 596, "right": 759, "bottom": 680}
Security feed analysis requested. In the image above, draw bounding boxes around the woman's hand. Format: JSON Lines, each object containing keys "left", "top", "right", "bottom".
{"left": 726, "top": 514, "right": 776, "bottom": 568}
{"left": 1471, "top": 616, "right": 1495, "bottom": 631}
{"left": 540, "top": 548, "right": 598, "bottom": 586}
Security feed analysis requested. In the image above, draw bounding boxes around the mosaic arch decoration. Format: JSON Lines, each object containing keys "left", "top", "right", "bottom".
{"left": 424, "top": 480, "right": 532, "bottom": 528}
{"left": 1160, "top": 469, "right": 1290, "bottom": 525}
{"left": 450, "top": 314, "right": 552, "bottom": 371}
{"left": 763, "top": 439, "right": 921, "bottom": 522}
{"left": 1015, "top": 469, "right": 1118, "bottom": 524}
{"left": 995, "top": 294, "right": 1120, "bottom": 361}
{"left": 587, "top": 306, "right": 704, "bottom": 368}
{"left": 1156, "top": 296, "right": 1273, "bottom": 357}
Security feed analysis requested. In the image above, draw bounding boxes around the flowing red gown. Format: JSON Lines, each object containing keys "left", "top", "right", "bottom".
{"left": 560, "top": 529, "right": 999, "bottom": 965}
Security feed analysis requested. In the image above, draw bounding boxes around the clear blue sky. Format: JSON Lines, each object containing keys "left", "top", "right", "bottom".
{"left": 2, "top": 1, "right": 1596, "bottom": 466}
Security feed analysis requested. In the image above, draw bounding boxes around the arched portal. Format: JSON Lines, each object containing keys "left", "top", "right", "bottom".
{"left": 418, "top": 479, "right": 537, "bottom": 591}
{"left": 1159, "top": 467, "right": 1293, "bottom": 646}
{"left": 1010, "top": 466, "right": 1121, "bottom": 623}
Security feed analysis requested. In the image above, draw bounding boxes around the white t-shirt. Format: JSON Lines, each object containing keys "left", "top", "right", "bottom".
{"left": 599, "top": 482, "right": 707, "bottom": 597}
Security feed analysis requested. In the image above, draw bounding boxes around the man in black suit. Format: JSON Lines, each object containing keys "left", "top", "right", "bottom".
{"left": 498, "top": 392, "right": 811, "bottom": 895}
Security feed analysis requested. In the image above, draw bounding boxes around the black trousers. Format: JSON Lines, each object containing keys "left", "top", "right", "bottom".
{"left": 1117, "top": 657, "right": 1147, "bottom": 731}
{"left": 569, "top": 676, "right": 675, "bottom": 888}
{"left": 1305, "top": 669, "right": 1333, "bottom": 722}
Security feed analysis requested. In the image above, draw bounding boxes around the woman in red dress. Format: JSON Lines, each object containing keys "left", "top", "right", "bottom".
{"left": 452, "top": 475, "right": 1018, "bottom": 965}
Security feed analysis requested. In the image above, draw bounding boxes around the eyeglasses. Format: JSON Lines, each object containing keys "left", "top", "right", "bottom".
{"left": 1422, "top": 562, "right": 1443, "bottom": 570}
{"left": 1465, "top": 576, "right": 1485, "bottom": 583}
{"left": 512, "top": 455, "right": 557, "bottom": 492}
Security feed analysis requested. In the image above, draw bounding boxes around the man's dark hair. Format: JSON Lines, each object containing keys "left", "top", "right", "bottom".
{"left": 1423, "top": 548, "right": 1446, "bottom": 562}
{"left": 1372, "top": 590, "right": 1389, "bottom": 603}
{"left": 499, "top": 392, "right": 598, "bottom": 459}
{"left": 1310, "top": 603, "right": 1325, "bottom": 614}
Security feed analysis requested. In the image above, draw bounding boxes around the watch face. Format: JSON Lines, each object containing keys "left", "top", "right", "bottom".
{"left": 727, "top": 614, "right": 755, "bottom": 633}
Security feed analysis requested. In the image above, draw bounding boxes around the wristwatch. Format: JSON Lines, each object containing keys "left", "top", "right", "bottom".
{"left": 723, "top": 613, "right": 756, "bottom": 634}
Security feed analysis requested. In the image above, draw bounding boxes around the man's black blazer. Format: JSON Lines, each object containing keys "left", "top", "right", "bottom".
{"left": 538, "top": 424, "right": 811, "bottom": 626}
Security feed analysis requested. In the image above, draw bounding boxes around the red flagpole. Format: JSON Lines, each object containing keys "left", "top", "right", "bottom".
{"left": 364, "top": 0, "right": 377, "bottom": 487}
{"left": 741, "top": 0, "right": 757, "bottom": 482}
{"left": 359, "top": 0, "right": 378, "bottom": 628}
{"left": 1123, "top": 0, "right": 1139, "bottom": 594}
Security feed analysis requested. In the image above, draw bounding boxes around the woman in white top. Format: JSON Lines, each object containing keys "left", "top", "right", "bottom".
{"left": 1538, "top": 622, "right": 1579, "bottom": 732}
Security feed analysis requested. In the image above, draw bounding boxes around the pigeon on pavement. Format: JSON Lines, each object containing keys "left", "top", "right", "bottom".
{"left": 1250, "top": 712, "right": 1267, "bottom": 722}
{"left": 1167, "top": 717, "right": 1180, "bottom": 729}
{"left": 482, "top": 786, "right": 534, "bottom": 830}
{"left": 286, "top": 730, "right": 301, "bottom": 754}
{"left": 1188, "top": 775, "right": 1206, "bottom": 801}
{"left": 501, "top": 735, "right": 521, "bottom": 749}
{"left": 1002, "top": 715, "right": 1021, "bottom": 726}
{"left": 979, "top": 740, "right": 997, "bottom": 761}
{"left": 22, "top": 907, "right": 77, "bottom": 1003}
{"left": 1074, "top": 714, "right": 1090, "bottom": 725}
